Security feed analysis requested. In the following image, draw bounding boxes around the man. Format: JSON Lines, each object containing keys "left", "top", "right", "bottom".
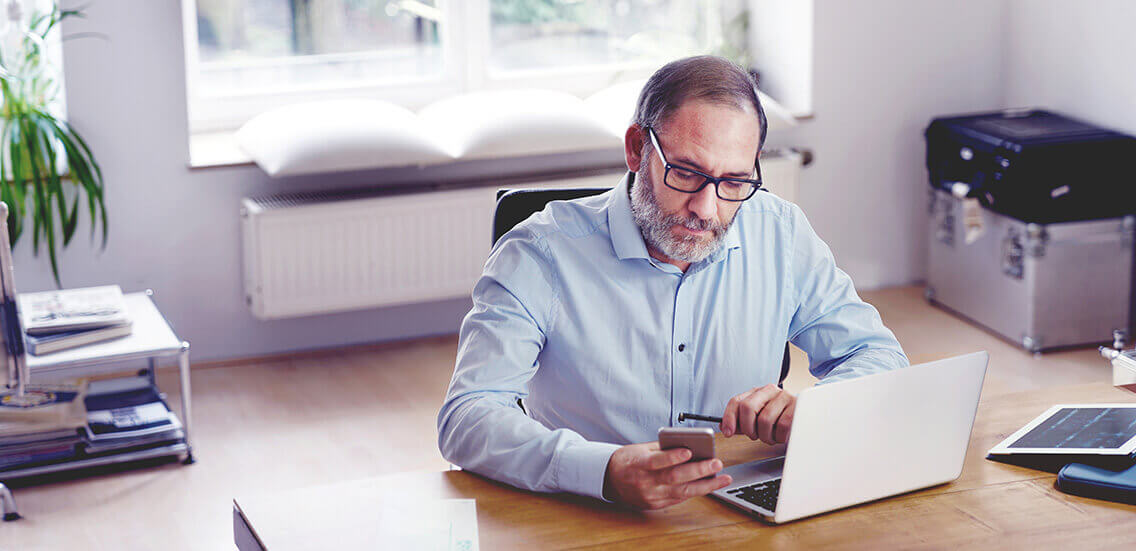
{"left": 437, "top": 56, "right": 908, "bottom": 510}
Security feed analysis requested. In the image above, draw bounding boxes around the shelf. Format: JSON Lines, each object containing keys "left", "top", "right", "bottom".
{"left": 2, "top": 289, "right": 195, "bottom": 521}
{"left": 25, "top": 292, "right": 184, "bottom": 375}
{"left": 0, "top": 442, "right": 188, "bottom": 480}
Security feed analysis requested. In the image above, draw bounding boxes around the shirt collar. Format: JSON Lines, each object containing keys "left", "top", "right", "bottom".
{"left": 607, "top": 172, "right": 652, "bottom": 261}
{"left": 606, "top": 171, "right": 743, "bottom": 265}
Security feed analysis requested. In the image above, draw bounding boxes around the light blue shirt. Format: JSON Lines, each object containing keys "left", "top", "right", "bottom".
{"left": 437, "top": 172, "right": 908, "bottom": 501}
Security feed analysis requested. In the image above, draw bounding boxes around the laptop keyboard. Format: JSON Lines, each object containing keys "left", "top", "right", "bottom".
{"left": 725, "top": 478, "right": 781, "bottom": 512}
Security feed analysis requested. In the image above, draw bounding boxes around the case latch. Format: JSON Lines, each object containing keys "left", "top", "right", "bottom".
{"left": 1002, "top": 228, "right": 1024, "bottom": 279}
{"left": 1122, "top": 216, "right": 1135, "bottom": 249}
{"left": 932, "top": 192, "right": 955, "bottom": 247}
{"left": 1025, "top": 224, "right": 1048, "bottom": 258}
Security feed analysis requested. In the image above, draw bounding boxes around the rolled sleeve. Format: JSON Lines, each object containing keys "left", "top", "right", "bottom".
{"left": 786, "top": 204, "right": 909, "bottom": 383}
{"left": 438, "top": 226, "right": 619, "bottom": 500}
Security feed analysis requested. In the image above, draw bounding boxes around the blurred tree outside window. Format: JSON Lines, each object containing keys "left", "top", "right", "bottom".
{"left": 489, "top": 0, "right": 716, "bottom": 73}
{"left": 188, "top": 0, "right": 747, "bottom": 128}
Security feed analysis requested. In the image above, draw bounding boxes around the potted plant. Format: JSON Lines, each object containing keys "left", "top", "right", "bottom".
{"left": 0, "top": 2, "right": 105, "bottom": 287}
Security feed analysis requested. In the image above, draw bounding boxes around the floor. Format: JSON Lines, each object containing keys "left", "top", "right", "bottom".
{"left": 0, "top": 285, "right": 1117, "bottom": 550}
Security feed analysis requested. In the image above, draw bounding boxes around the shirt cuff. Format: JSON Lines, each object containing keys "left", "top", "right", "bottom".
{"left": 555, "top": 440, "right": 620, "bottom": 501}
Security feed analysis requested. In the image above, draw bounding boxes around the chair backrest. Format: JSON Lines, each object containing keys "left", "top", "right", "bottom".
{"left": 492, "top": 188, "right": 611, "bottom": 246}
{"left": 490, "top": 187, "right": 791, "bottom": 388}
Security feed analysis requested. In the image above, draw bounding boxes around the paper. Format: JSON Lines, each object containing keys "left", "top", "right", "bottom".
{"left": 962, "top": 197, "right": 985, "bottom": 245}
{"left": 376, "top": 499, "right": 479, "bottom": 551}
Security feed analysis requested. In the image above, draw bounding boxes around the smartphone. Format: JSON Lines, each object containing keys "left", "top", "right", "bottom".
{"left": 658, "top": 427, "right": 716, "bottom": 462}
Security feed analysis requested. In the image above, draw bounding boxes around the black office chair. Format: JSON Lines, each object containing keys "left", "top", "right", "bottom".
{"left": 493, "top": 188, "right": 792, "bottom": 388}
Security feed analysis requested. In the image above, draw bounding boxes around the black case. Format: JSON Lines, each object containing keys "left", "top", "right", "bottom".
{"left": 925, "top": 109, "right": 1136, "bottom": 224}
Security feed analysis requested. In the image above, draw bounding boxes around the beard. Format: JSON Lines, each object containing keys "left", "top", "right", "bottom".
{"left": 629, "top": 155, "right": 737, "bottom": 265}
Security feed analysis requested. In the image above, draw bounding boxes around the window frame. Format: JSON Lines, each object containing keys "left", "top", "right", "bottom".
{"left": 182, "top": 0, "right": 724, "bottom": 134}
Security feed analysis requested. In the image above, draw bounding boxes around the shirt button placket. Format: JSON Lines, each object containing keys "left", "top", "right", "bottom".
{"left": 672, "top": 275, "right": 694, "bottom": 425}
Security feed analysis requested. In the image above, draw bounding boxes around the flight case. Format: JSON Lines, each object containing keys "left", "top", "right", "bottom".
{"left": 925, "top": 110, "right": 1136, "bottom": 352}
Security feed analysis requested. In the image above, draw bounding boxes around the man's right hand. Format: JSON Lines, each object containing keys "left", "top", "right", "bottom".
{"left": 602, "top": 442, "right": 732, "bottom": 510}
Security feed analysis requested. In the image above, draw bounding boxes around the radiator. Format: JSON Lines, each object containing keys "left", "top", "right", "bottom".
{"left": 241, "top": 151, "right": 803, "bottom": 320}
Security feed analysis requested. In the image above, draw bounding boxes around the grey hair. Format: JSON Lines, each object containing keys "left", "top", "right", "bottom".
{"left": 632, "top": 55, "right": 768, "bottom": 151}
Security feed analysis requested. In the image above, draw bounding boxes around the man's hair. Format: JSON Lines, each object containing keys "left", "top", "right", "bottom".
{"left": 632, "top": 55, "right": 768, "bottom": 151}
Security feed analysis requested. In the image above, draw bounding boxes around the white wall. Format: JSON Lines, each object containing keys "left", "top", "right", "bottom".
{"left": 1003, "top": 0, "right": 1136, "bottom": 136}
{"left": 13, "top": 0, "right": 1048, "bottom": 362}
{"left": 23, "top": 0, "right": 622, "bottom": 363}
{"left": 775, "top": 0, "right": 1005, "bottom": 288}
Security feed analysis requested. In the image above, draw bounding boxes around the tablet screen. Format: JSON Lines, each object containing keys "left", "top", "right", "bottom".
{"left": 1009, "top": 407, "right": 1136, "bottom": 449}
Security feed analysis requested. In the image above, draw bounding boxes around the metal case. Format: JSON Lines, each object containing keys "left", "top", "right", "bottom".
{"left": 925, "top": 110, "right": 1136, "bottom": 224}
{"left": 926, "top": 189, "right": 1135, "bottom": 352}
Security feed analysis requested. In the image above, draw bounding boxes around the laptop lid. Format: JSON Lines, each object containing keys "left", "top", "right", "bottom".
{"left": 774, "top": 351, "right": 988, "bottom": 523}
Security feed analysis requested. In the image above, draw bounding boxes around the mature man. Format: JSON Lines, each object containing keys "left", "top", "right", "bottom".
{"left": 437, "top": 56, "right": 907, "bottom": 510}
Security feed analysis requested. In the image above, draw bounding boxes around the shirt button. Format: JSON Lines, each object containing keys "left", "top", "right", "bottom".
{"left": 678, "top": 344, "right": 686, "bottom": 352}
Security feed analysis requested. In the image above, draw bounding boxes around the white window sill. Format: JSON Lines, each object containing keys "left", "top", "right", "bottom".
{"left": 187, "top": 110, "right": 815, "bottom": 172}
{"left": 188, "top": 132, "right": 254, "bottom": 169}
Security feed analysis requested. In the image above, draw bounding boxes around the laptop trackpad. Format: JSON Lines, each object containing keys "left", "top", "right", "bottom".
{"left": 721, "top": 456, "right": 785, "bottom": 486}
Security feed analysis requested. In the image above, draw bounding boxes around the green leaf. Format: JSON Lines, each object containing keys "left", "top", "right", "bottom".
{"left": 18, "top": 112, "right": 61, "bottom": 286}
{"left": 47, "top": 117, "right": 105, "bottom": 247}
{"left": 1, "top": 3, "right": 103, "bottom": 285}
{"left": 33, "top": 117, "right": 74, "bottom": 248}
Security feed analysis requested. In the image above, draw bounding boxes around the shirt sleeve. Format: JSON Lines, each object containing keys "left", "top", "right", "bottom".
{"left": 785, "top": 204, "right": 910, "bottom": 384}
{"left": 436, "top": 227, "right": 619, "bottom": 500}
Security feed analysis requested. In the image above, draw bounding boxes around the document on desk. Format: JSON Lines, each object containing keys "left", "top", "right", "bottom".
{"left": 235, "top": 481, "right": 480, "bottom": 551}
{"left": 377, "top": 499, "right": 479, "bottom": 551}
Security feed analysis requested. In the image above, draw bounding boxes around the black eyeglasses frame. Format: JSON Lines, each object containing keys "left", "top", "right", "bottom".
{"left": 645, "top": 126, "right": 763, "bottom": 202}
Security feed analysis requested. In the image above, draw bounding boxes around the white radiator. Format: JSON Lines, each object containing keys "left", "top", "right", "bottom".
{"left": 241, "top": 151, "right": 803, "bottom": 320}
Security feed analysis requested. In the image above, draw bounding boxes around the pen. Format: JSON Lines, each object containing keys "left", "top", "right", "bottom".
{"left": 678, "top": 412, "right": 723, "bottom": 423}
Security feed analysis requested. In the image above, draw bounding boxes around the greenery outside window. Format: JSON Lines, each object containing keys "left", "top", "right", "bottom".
{"left": 184, "top": 0, "right": 748, "bottom": 133}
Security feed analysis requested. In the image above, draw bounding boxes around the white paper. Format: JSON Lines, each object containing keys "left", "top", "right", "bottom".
{"left": 376, "top": 499, "right": 479, "bottom": 551}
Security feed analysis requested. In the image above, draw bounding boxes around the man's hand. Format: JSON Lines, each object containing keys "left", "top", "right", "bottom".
{"left": 602, "top": 442, "right": 732, "bottom": 510}
{"left": 720, "top": 384, "right": 796, "bottom": 444}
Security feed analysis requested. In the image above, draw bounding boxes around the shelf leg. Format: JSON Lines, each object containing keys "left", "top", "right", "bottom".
{"left": 178, "top": 341, "right": 194, "bottom": 462}
{"left": 1, "top": 482, "right": 19, "bottom": 521}
{"left": 146, "top": 357, "right": 158, "bottom": 386}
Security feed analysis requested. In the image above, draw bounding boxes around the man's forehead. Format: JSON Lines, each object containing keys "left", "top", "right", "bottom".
{"left": 656, "top": 100, "right": 762, "bottom": 170}
{"left": 661, "top": 98, "right": 760, "bottom": 131}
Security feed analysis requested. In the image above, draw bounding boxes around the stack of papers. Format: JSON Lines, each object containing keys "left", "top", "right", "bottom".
{"left": 82, "top": 376, "right": 184, "bottom": 455}
{"left": 0, "top": 383, "right": 87, "bottom": 472}
{"left": 18, "top": 285, "right": 133, "bottom": 355}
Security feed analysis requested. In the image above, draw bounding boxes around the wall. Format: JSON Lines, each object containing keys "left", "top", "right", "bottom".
{"left": 18, "top": 0, "right": 1008, "bottom": 363}
{"left": 17, "top": 0, "right": 618, "bottom": 364}
{"left": 1003, "top": 0, "right": 1136, "bottom": 136}
{"left": 777, "top": 0, "right": 1005, "bottom": 288}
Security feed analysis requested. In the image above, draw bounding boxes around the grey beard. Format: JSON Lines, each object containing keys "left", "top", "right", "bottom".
{"left": 629, "top": 165, "right": 734, "bottom": 264}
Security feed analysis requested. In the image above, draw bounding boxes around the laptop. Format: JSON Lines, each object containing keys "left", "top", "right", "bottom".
{"left": 711, "top": 351, "right": 989, "bottom": 523}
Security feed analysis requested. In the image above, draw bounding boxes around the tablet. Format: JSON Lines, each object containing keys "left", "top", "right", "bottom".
{"left": 988, "top": 403, "right": 1136, "bottom": 457}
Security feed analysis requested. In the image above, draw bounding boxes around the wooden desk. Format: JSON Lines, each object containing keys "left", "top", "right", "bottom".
{"left": 236, "top": 383, "right": 1136, "bottom": 550}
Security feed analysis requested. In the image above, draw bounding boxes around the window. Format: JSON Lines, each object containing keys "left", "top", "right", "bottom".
{"left": 183, "top": 0, "right": 748, "bottom": 133}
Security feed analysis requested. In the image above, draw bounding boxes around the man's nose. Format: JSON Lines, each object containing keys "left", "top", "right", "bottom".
{"left": 687, "top": 182, "right": 719, "bottom": 222}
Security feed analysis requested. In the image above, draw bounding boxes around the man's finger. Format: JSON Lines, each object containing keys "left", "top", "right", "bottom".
{"left": 660, "top": 458, "right": 724, "bottom": 486}
{"left": 757, "top": 393, "right": 792, "bottom": 444}
{"left": 774, "top": 401, "right": 796, "bottom": 443}
{"left": 670, "top": 473, "right": 734, "bottom": 502}
{"left": 741, "top": 386, "right": 782, "bottom": 440}
{"left": 728, "top": 389, "right": 761, "bottom": 437}
{"left": 640, "top": 447, "right": 691, "bottom": 470}
{"left": 720, "top": 394, "right": 743, "bottom": 437}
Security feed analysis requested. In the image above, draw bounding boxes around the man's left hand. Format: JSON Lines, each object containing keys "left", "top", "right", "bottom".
{"left": 719, "top": 384, "right": 796, "bottom": 444}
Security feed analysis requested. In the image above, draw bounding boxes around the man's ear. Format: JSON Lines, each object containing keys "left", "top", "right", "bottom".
{"left": 624, "top": 124, "right": 645, "bottom": 173}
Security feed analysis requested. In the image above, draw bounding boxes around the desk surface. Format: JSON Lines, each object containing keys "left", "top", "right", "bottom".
{"left": 237, "top": 383, "right": 1136, "bottom": 550}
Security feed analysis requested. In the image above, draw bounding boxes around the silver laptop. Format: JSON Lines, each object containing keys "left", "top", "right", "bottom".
{"left": 711, "top": 351, "right": 988, "bottom": 523}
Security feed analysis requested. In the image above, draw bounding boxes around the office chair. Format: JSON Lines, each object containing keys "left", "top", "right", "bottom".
{"left": 493, "top": 187, "right": 792, "bottom": 389}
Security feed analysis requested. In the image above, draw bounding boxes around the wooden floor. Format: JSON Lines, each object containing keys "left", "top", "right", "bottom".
{"left": 0, "top": 285, "right": 1117, "bottom": 550}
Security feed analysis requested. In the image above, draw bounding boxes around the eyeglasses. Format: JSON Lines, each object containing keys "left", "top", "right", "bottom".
{"left": 646, "top": 126, "right": 762, "bottom": 202}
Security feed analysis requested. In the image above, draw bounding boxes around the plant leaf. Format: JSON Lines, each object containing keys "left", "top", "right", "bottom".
{"left": 48, "top": 117, "right": 105, "bottom": 247}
